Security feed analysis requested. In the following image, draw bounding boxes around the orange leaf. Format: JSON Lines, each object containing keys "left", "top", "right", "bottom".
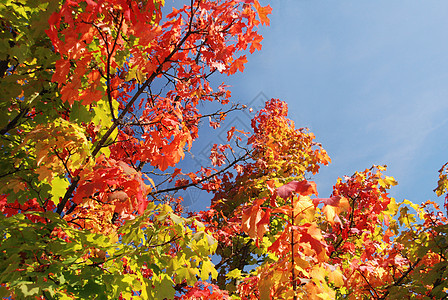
{"left": 256, "top": 208, "right": 271, "bottom": 242}
{"left": 242, "top": 198, "right": 268, "bottom": 241}
{"left": 250, "top": 33, "right": 263, "bottom": 54}
{"left": 228, "top": 55, "right": 247, "bottom": 75}
{"left": 382, "top": 228, "right": 394, "bottom": 243}
{"left": 254, "top": 0, "right": 272, "bottom": 26}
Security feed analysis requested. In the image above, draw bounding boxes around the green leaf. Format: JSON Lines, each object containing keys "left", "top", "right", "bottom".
{"left": 153, "top": 274, "right": 175, "bottom": 300}
{"left": 0, "top": 286, "right": 10, "bottom": 298}
{"left": 176, "top": 266, "right": 198, "bottom": 286}
{"left": 70, "top": 101, "right": 93, "bottom": 124}
{"left": 18, "top": 282, "right": 40, "bottom": 297}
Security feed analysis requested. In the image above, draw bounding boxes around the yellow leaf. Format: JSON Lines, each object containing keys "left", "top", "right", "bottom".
{"left": 125, "top": 68, "right": 137, "bottom": 81}
{"left": 136, "top": 69, "right": 145, "bottom": 83}
{"left": 310, "top": 266, "right": 326, "bottom": 284}
{"left": 377, "top": 165, "right": 387, "bottom": 171}
{"left": 327, "top": 268, "right": 344, "bottom": 287}
{"left": 177, "top": 266, "right": 198, "bottom": 286}
{"left": 161, "top": 204, "right": 173, "bottom": 214}
{"left": 200, "top": 259, "right": 218, "bottom": 280}
{"left": 50, "top": 176, "right": 70, "bottom": 205}
{"left": 378, "top": 176, "right": 398, "bottom": 188}
{"left": 294, "top": 195, "right": 315, "bottom": 223}
{"left": 139, "top": 276, "right": 148, "bottom": 299}
{"left": 385, "top": 197, "right": 399, "bottom": 215}
{"left": 226, "top": 268, "right": 242, "bottom": 279}
{"left": 317, "top": 291, "right": 336, "bottom": 300}
{"left": 323, "top": 205, "right": 336, "bottom": 224}
{"left": 402, "top": 199, "right": 424, "bottom": 216}
{"left": 294, "top": 255, "right": 310, "bottom": 271}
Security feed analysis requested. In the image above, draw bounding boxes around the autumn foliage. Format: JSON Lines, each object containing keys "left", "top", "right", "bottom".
{"left": 1, "top": 0, "right": 448, "bottom": 299}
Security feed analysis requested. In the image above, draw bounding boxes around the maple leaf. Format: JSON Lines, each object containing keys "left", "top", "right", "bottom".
{"left": 382, "top": 228, "right": 394, "bottom": 243}
{"left": 293, "top": 195, "right": 316, "bottom": 222}
{"left": 250, "top": 33, "right": 264, "bottom": 53}
{"left": 254, "top": 0, "right": 273, "bottom": 26}
{"left": 228, "top": 55, "right": 248, "bottom": 75}
{"left": 267, "top": 229, "right": 290, "bottom": 254}
{"left": 241, "top": 198, "right": 270, "bottom": 241}
{"left": 315, "top": 195, "right": 350, "bottom": 224}
{"left": 322, "top": 205, "right": 338, "bottom": 225}
{"left": 300, "top": 223, "right": 326, "bottom": 259}
{"left": 256, "top": 208, "right": 271, "bottom": 243}
{"left": 153, "top": 154, "right": 172, "bottom": 171}
{"left": 108, "top": 191, "right": 129, "bottom": 202}
{"left": 52, "top": 59, "right": 71, "bottom": 85}
{"left": 277, "top": 180, "right": 318, "bottom": 199}
{"left": 314, "top": 195, "right": 342, "bottom": 207}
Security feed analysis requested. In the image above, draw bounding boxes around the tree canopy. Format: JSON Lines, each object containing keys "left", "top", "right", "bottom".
{"left": 1, "top": 0, "right": 448, "bottom": 299}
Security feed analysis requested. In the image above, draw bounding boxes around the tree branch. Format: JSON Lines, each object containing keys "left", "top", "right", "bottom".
{"left": 379, "top": 258, "right": 422, "bottom": 300}
{"left": 0, "top": 107, "right": 29, "bottom": 135}
{"left": 148, "top": 151, "right": 251, "bottom": 196}
{"left": 57, "top": 10, "right": 201, "bottom": 215}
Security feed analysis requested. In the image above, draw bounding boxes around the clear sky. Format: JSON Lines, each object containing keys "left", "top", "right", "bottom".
{"left": 164, "top": 1, "right": 448, "bottom": 210}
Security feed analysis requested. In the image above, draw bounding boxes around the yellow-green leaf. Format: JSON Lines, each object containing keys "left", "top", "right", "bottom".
{"left": 50, "top": 176, "right": 70, "bottom": 205}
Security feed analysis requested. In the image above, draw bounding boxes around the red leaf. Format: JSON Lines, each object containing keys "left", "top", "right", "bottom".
{"left": 313, "top": 195, "right": 344, "bottom": 207}
{"left": 52, "top": 59, "right": 71, "bottom": 85}
{"left": 300, "top": 223, "right": 325, "bottom": 257}
{"left": 277, "top": 180, "right": 317, "bottom": 199}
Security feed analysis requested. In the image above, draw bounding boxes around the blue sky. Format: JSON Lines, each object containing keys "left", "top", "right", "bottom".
{"left": 164, "top": 1, "right": 448, "bottom": 210}
{"left": 225, "top": 0, "right": 448, "bottom": 205}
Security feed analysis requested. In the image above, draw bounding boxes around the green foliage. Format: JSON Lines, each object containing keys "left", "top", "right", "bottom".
{"left": 0, "top": 204, "right": 217, "bottom": 299}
